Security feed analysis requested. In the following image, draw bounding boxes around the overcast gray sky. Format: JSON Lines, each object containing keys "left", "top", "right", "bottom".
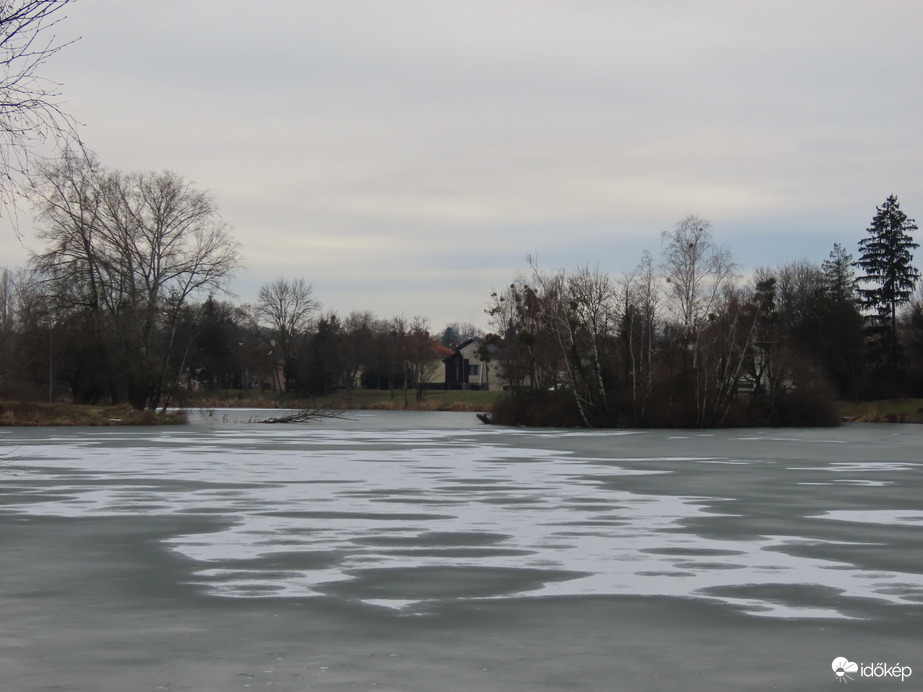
{"left": 5, "top": 0, "right": 923, "bottom": 329}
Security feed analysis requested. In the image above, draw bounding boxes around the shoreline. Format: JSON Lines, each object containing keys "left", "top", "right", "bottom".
{"left": 2, "top": 396, "right": 922, "bottom": 427}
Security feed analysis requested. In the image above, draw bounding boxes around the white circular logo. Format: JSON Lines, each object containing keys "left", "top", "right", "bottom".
{"left": 832, "top": 657, "right": 858, "bottom": 683}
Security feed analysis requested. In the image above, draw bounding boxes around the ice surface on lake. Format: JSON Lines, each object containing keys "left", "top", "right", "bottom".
{"left": 3, "top": 413, "right": 923, "bottom": 620}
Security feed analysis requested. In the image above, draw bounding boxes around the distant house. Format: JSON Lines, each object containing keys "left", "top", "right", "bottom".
{"left": 443, "top": 337, "right": 505, "bottom": 391}
{"left": 421, "top": 341, "right": 455, "bottom": 387}
{"left": 361, "top": 338, "right": 454, "bottom": 391}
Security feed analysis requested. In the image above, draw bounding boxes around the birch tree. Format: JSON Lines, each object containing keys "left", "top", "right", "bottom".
{"left": 661, "top": 215, "right": 738, "bottom": 425}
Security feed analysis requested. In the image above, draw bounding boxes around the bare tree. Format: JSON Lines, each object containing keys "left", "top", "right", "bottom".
{"left": 1, "top": 0, "right": 79, "bottom": 210}
{"left": 526, "top": 257, "right": 605, "bottom": 427}
{"left": 253, "top": 277, "right": 319, "bottom": 392}
{"left": 389, "top": 314, "right": 410, "bottom": 405}
{"left": 366, "top": 314, "right": 420, "bottom": 400}
{"left": 0, "top": 265, "right": 51, "bottom": 397}
{"left": 30, "top": 153, "right": 242, "bottom": 408}
{"left": 0, "top": 266, "right": 13, "bottom": 332}
{"left": 660, "top": 215, "right": 740, "bottom": 425}
{"left": 619, "top": 250, "right": 659, "bottom": 420}
{"left": 661, "top": 215, "right": 736, "bottom": 335}
{"left": 30, "top": 149, "right": 106, "bottom": 313}
{"left": 565, "top": 264, "right": 616, "bottom": 416}
{"left": 0, "top": 266, "right": 17, "bottom": 391}
{"left": 341, "top": 310, "right": 376, "bottom": 399}
{"left": 103, "top": 170, "right": 241, "bottom": 372}
{"left": 486, "top": 277, "right": 562, "bottom": 394}
{"left": 407, "top": 315, "right": 438, "bottom": 402}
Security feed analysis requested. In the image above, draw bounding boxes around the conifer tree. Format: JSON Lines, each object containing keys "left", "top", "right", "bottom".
{"left": 856, "top": 195, "right": 920, "bottom": 372}
{"left": 823, "top": 243, "right": 857, "bottom": 303}
{"left": 821, "top": 244, "right": 865, "bottom": 397}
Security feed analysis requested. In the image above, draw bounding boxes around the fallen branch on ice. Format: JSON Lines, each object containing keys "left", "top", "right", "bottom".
{"left": 255, "top": 407, "right": 350, "bottom": 424}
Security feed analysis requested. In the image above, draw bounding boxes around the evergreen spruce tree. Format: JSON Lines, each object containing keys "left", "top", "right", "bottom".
{"left": 823, "top": 243, "right": 857, "bottom": 303}
{"left": 821, "top": 243, "right": 865, "bottom": 398}
{"left": 856, "top": 195, "right": 920, "bottom": 374}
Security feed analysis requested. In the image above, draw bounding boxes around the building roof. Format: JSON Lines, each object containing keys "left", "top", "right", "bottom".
{"left": 430, "top": 342, "right": 454, "bottom": 359}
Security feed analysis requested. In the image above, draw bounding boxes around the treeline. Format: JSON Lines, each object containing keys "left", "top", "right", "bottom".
{"left": 0, "top": 150, "right": 481, "bottom": 409}
{"left": 200, "top": 279, "right": 478, "bottom": 402}
{"left": 0, "top": 265, "right": 481, "bottom": 409}
{"left": 0, "top": 268, "right": 483, "bottom": 410}
{"left": 4, "top": 150, "right": 923, "bottom": 428}
{"left": 483, "top": 201, "right": 923, "bottom": 428}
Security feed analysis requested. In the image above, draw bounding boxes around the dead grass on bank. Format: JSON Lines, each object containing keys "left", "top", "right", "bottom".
{"left": 174, "top": 395, "right": 288, "bottom": 409}
{"left": 0, "top": 401, "right": 187, "bottom": 427}
{"left": 840, "top": 398, "right": 923, "bottom": 423}
{"left": 179, "top": 389, "right": 501, "bottom": 413}
{"left": 0, "top": 390, "right": 498, "bottom": 426}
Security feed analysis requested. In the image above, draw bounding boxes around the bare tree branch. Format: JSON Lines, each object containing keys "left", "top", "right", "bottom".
{"left": 1, "top": 0, "right": 80, "bottom": 214}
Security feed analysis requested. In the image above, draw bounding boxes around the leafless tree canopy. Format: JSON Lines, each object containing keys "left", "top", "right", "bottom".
{"left": 1, "top": 0, "right": 78, "bottom": 209}
{"left": 252, "top": 277, "right": 319, "bottom": 391}
{"left": 32, "top": 150, "right": 241, "bottom": 316}
{"left": 255, "top": 278, "right": 319, "bottom": 347}
{"left": 28, "top": 150, "right": 242, "bottom": 408}
{"left": 661, "top": 215, "right": 736, "bottom": 334}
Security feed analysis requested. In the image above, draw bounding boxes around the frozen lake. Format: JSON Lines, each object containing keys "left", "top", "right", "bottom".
{"left": 1, "top": 411, "right": 922, "bottom": 690}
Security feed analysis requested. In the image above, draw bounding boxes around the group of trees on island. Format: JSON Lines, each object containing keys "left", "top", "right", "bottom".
{"left": 483, "top": 199, "right": 923, "bottom": 427}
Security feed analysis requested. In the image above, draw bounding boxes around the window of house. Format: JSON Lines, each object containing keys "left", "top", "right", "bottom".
{"left": 468, "top": 364, "right": 480, "bottom": 376}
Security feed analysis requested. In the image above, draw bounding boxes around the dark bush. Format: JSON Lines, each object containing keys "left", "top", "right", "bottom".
{"left": 490, "top": 390, "right": 585, "bottom": 427}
